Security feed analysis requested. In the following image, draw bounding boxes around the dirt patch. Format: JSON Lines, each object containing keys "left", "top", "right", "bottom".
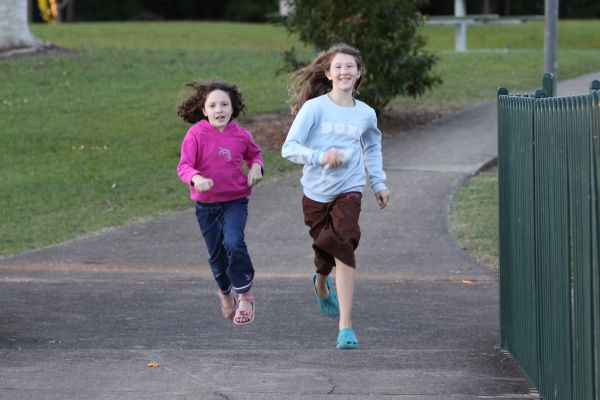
{"left": 0, "top": 44, "right": 73, "bottom": 60}
{"left": 241, "top": 105, "right": 457, "bottom": 151}
{"left": 378, "top": 105, "right": 457, "bottom": 138}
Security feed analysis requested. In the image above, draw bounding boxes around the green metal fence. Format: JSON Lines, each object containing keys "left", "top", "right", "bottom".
{"left": 498, "top": 74, "right": 600, "bottom": 400}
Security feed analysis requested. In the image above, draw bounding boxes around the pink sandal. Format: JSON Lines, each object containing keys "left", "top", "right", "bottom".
{"left": 233, "top": 294, "right": 255, "bottom": 326}
{"left": 218, "top": 291, "right": 237, "bottom": 321}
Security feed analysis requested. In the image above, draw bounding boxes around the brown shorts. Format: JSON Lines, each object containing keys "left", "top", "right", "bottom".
{"left": 302, "top": 192, "right": 362, "bottom": 275}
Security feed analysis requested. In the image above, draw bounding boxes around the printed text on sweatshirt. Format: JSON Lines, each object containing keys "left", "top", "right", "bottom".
{"left": 281, "top": 94, "right": 387, "bottom": 203}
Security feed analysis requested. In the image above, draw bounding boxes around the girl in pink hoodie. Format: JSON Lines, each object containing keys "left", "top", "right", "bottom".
{"left": 177, "top": 78, "right": 263, "bottom": 326}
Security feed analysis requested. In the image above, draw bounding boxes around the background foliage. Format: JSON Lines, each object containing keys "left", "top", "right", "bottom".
{"left": 281, "top": 0, "right": 441, "bottom": 113}
{"left": 34, "top": 0, "right": 600, "bottom": 22}
{"left": 35, "top": 0, "right": 279, "bottom": 22}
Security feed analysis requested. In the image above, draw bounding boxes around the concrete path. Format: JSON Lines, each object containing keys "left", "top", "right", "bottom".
{"left": 1, "top": 72, "right": 598, "bottom": 399}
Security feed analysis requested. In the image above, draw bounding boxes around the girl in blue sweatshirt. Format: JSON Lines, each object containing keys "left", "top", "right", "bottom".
{"left": 282, "top": 43, "right": 390, "bottom": 349}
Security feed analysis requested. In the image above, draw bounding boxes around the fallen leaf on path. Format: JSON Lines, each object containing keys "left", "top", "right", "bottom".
{"left": 146, "top": 361, "right": 160, "bottom": 367}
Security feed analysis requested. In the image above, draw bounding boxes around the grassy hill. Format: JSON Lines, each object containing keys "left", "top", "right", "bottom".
{"left": 1, "top": 20, "right": 599, "bottom": 256}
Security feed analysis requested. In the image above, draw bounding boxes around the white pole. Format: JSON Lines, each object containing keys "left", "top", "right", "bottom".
{"left": 279, "top": 0, "right": 294, "bottom": 17}
{"left": 543, "top": 0, "right": 559, "bottom": 76}
{"left": 455, "top": 0, "right": 467, "bottom": 52}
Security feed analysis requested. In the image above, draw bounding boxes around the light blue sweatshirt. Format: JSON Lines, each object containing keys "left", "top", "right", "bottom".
{"left": 281, "top": 94, "right": 387, "bottom": 203}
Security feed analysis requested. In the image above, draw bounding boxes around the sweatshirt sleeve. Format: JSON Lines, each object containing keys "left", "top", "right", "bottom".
{"left": 281, "top": 101, "right": 324, "bottom": 166}
{"left": 361, "top": 111, "right": 388, "bottom": 193}
{"left": 176, "top": 129, "right": 201, "bottom": 185}
{"left": 244, "top": 130, "right": 264, "bottom": 173}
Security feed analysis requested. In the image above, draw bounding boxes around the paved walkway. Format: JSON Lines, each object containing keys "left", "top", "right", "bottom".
{"left": 1, "top": 72, "right": 598, "bottom": 399}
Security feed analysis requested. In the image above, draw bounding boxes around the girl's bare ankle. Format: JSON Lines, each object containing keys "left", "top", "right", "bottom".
{"left": 315, "top": 275, "right": 329, "bottom": 298}
{"left": 239, "top": 292, "right": 252, "bottom": 300}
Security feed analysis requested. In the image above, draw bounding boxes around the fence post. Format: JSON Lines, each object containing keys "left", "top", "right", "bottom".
{"left": 590, "top": 89, "right": 600, "bottom": 399}
{"left": 543, "top": 72, "right": 555, "bottom": 98}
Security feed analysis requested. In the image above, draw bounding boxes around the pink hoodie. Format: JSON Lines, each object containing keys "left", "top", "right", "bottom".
{"left": 177, "top": 119, "right": 264, "bottom": 203}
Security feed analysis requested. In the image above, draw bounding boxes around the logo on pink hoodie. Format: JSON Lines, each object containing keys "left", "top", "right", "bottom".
{"left": 219, "top": 147, "right": 232, "bottom": 161}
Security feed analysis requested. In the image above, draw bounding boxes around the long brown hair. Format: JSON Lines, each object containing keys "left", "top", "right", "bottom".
{"left": 288, "top": 43, "right": 364, "bottom": 116}
{"left": 177, "top": 78, "right": 246, "bottom": 124}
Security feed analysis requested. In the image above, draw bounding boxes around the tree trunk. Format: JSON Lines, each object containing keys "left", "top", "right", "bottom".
{"left": 65, "top": 0, "right": 75, "bottom": 22}
{"left": 54, "top": 0, "right": 74, "bottom": 23}
{"left": 483, "top": 0, "right": 492, "bottom": 14}
{"left": 504, "top": 0, "right": 511, "bottom": 15}
{"left": 0, "top": 0, "right": 48, "bottom": 54}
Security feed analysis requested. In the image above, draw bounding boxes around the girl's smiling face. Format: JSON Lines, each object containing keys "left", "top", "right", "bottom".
{"left": 203, "top": 89, "right": 233, "bottom": 131}
{"left": 326, "top": 52, "right": 362, "bottom": 93}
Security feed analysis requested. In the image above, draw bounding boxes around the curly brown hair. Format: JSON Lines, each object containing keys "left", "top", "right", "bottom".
{"left": 177, "top": 78, "right": 246, "bottom": 124}
{"left": 288, "top": 43, "right": 364, "bottom": 116}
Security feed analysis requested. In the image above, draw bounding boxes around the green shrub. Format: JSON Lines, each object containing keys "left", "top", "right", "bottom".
{"left": 281, "top": 0, "right": 441, "bottom": 113}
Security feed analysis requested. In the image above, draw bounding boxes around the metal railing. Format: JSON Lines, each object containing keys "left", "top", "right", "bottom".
{"left": 498, "top": 74, "right": 600, "bottom": 400}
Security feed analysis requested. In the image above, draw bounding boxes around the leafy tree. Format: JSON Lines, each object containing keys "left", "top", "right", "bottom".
{"left": 281, "top": 0, "right": 441, "bottom": 113}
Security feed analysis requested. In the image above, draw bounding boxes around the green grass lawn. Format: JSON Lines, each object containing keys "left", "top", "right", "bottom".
{"left": 395, "top": 20, "right": 600, "bottom": 107}
{"left": 1, "top": 22, "right": 304, "bottom": 256}
{"left": 449, "top": 170, "right": 499, "bottom": 272}
{"left": 441, "top": 21, "right": 600, "bottom": 271}
{"left": 1, "top": 20, "right": 599, "bottom": 256}
{"left": 423, "top": 19, "right": 600, "bottom": 50}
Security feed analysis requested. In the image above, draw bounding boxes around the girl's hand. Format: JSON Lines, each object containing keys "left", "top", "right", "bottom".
{"left": 375, "top": 189, "right": 390, "bottom": 209}
{"left": 247, "top": 163, "right": 263, "bottom": 187}
{"left": 191, "top": 175, "right": 214, "bottom": 193}
{"left": 322, "top": 148, "right": 342, "bottom": 168}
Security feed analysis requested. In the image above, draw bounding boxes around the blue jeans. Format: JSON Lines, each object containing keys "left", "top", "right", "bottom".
{"left": 195, "top": 197, "right": 254, "bottom": 294}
